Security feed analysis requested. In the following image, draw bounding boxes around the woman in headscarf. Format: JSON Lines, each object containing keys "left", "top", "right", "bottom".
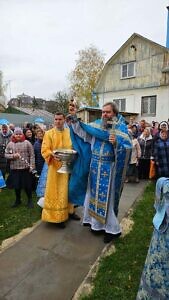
{"left": 5, "top": 127, "right": 35, "bottom": 208}
{"left": 153, "top": 121, "right": 169, "bottom": 142}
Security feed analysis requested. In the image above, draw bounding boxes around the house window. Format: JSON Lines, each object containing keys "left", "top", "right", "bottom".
{"left": 121, "top": 62, "right": 135, "bottom": 79}
{"left": 141, "top": 96, "right": 156, "bottom": 116}
{"left": 113, "top": 99, "right": 126, "bottom": 112}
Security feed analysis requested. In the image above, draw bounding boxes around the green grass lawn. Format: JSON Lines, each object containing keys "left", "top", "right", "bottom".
{"left": 81, "top": 182, "right": 155, "bottom": 300}
{"left": 0, "top": 188, "right": 42, "bottom": 245}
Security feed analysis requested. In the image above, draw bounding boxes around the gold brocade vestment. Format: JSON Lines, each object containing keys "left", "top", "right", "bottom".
{"left": 41, "top": 127, "right": 73, "bottom": 223}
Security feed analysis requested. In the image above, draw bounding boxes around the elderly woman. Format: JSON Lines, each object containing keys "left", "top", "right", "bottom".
{"left": 138, "top": 128, "right": 153, "bottom": 179}
{"left": 5, "top": 127, "right": 35, "bottom": 208}
{"left": 153, "top": 121, "right": 169, "bottom": 142}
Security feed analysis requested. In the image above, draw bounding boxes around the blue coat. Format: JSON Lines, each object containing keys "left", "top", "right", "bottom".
{"left": 154, "top": 137, "right": 169, "bottom": 177}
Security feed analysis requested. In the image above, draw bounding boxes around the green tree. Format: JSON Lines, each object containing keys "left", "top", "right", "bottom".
{"left": 69, "top": 45, "right": 105, "bottom": 106}
{"left": 53, "top": 91, "right": 69, "bottom": 114}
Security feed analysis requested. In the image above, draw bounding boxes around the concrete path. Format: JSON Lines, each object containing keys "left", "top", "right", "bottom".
{"left": 0, "top": 181, "right": 148, "bottom": 300}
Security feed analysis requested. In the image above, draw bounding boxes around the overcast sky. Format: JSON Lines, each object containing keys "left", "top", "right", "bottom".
{"left": 0, "top": 0, "right": 169, "bottom": 100}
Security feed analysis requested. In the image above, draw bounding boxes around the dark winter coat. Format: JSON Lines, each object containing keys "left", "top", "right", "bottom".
{"left": 34, "top": 139, "right": 45, "bottom": 175}
{"left": 154, "top": 137, "right": 169, "bottom": 178}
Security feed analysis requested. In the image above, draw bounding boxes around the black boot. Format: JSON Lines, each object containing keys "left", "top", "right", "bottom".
{"left": 69, "top": 213, "right": 80, "bottom": 221}
{"left": 11, "top": 199, "right": 21, "bottom": 208}
{"left": 12, "top": 189, "right": 21, "bottom": 208}
{"left": 27, "top": 199, "right": 34, "bottom": 208}
{"left": 55, "top": 222, "right": 66, "bottom": 229}
{"left": 104, "top": 232, "right": 121, "bottom": 243}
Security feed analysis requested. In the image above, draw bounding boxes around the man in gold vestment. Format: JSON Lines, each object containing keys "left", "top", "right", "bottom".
{"left": 41, "top": 112, "right": 79, "bottom": 227}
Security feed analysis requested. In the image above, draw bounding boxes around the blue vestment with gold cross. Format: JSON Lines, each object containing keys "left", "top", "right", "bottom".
{"left": 69, "top": 114, "right": 132, "bottom": 223}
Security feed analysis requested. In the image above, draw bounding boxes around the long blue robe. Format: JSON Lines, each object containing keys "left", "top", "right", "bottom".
{"left": 69, "top": 114, "right": 132, "bottom": 222}
{"left": 137, "top": 177, "right": 169, "bottom": 299}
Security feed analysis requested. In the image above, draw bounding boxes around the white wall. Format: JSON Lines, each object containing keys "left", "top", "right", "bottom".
{"left": 98, "top": 85, "right": 169, "bottom": 123}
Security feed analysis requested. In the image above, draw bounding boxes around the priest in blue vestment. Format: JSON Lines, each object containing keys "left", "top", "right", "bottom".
{"left": 69, "top": 102, "right": 132, "bottom": 243}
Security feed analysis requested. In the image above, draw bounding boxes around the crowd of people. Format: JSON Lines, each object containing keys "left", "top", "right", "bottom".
{"left": 0, "top": 122, "right": 45, "bottom": 207}
{"left": 0, "top": 101, "right": 132, "bottom": 244}
{"left": 126, "top": 118, "right": 169, "bottom": 182}
{"left": 1, "top": 103, "right": 169, "bottom": 296}
{"left": 1, "top": 104, "right": 169, "bottom": 244}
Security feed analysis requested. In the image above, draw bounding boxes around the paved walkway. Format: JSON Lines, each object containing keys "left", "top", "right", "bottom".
{"left": 0, "top": 181, "right": 148, "bottom": 300}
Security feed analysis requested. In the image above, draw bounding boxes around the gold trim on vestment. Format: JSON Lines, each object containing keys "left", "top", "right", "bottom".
{"left": 43, "top": 206, "right": 68, "bottom": 211}
{"left": 94, "top": 142, "right": 105, "bottom": 213}
{"left": 89, "top": 122, "right": 131, "bottom": 144}
{"left": 89, "top": 198, "right": 107, "bottom": 208}
{"left": 89, "top": 210, "right": 106, "bottom": 224}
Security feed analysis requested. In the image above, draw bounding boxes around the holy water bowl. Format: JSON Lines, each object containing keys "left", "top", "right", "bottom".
{"left": 53, "top": 149, "right": 77, "bottom": 173}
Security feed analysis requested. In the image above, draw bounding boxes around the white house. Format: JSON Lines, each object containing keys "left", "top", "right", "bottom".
{"left": 95, "top": 32, "right": 169, "bottom": 123}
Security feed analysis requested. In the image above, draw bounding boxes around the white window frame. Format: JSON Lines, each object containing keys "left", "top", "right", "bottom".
{"left": 121, "top": 61, "right": 135, "bottom": 79}
{"left": 141, "top": 96, "right": 156, "bottom": 116}
{"left": 113, "top": 98, "right": 126, "bottom": 112}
